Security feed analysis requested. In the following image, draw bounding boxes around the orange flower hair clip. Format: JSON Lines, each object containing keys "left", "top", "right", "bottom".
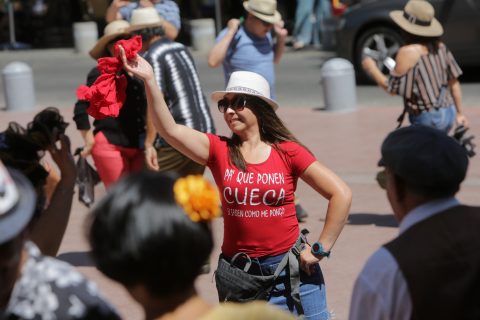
{"left": 173, "top": 175, "right": 220, "bottom": 222}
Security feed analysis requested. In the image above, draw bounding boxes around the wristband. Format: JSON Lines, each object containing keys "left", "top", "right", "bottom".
{"left": 311, "top": 242, "right": 331, "bottom": 258}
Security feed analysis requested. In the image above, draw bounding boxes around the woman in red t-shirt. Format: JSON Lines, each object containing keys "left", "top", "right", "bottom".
{"left": 119, "top": 47, "right": 352, "bottom": 319}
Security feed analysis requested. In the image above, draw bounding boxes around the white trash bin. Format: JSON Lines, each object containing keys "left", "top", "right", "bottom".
{"left": 188, "top": 19, "right": 215, "bottom": 52}
{"left": 321, "top": 58, "right": 357, "bottom": 112}
{"left": 73, "top": 21, "right": 98, "bottom": 55}
{"left": 2, "top": 62, "right": 36, "bottom": 111}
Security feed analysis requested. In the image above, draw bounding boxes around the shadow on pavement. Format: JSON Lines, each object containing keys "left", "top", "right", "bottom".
{"left": 347, "top": 213, "right": 398, "bottom": 228}
{"left": 57, "top": 251, "right": 95, "bottom": 267}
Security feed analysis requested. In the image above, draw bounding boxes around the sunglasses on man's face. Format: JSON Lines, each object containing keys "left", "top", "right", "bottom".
{"left": 218, "top": 95, "right": 248, "bottom": 113}
{"left": 376, "top": 169, "right": 387, "bottom": 189}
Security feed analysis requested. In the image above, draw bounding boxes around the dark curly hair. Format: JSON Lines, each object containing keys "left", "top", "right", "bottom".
{"left": 0, "top": 107, "right": 69, "bottom": 216}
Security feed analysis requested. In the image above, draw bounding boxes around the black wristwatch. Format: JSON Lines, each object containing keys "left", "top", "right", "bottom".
{"left": 311, "top": 242, "right": 331, "bottom": 258}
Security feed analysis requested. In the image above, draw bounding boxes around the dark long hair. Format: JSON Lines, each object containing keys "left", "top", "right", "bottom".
{"left": 401, "top": 30, "right": 441, "bottom": 53}
{"left": 227, "top": 96, "right": 307, "bottom": 171}
{"left": 88, "top": 171, "right": 213, "bottom": 297}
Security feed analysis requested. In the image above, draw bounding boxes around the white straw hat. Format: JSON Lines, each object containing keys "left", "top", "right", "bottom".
{"left": 390, "top": 0, "right": 443, "bottom": 37}
{"left": 243, "top": 0, "right": 282, "bottom": 25}
{"left": 89, "top": 20, "right": 130, "bottom": 60}
{"left": 211, "top": 71, "right": 279, "bottom": 110}
{"left": 127, "top": 7, "right": 163, "bottom": 33}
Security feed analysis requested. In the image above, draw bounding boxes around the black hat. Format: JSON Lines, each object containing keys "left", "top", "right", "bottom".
{"left": 378, "top": 125, "right": 469, "bottom": 189}
{"left": 0, "top": 161, "right": 36, "bottom": 244}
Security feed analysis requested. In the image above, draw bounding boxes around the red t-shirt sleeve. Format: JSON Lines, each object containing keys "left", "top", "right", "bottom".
{"left": 279, "top": 142, "right": 316, "bottom": 177}
{"left": 206, "top": 133, "right": 226, "bottom": 166}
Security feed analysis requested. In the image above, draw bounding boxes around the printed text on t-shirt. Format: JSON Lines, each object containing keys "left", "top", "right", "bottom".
{"left": 222, "top": 169, "right": 286, "bottom": 218}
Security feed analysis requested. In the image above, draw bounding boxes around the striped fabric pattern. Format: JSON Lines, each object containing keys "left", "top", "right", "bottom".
{"left": 388, "top": 43, "right": 462, "bottom": 115}
{"left": 145, "top": 39, "right": 215, "bottom": 146}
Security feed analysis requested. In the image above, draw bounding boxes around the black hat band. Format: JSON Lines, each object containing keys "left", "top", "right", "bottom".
{"left": 403, "top": 11, "right": 432, "bottom": 27}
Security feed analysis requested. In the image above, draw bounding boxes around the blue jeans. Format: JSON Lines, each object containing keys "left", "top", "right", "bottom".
{"left": 408, "top": 105, "right": 456, "bottom": 133}
{"left": 251, "top": 253, "right": 330, "bottom": 319}
{"left": 293, "top": 0, "right": 332, "bottom": 46}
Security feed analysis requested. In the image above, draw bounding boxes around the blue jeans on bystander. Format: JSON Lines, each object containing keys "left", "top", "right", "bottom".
{"left": 408, "top": 105, "right": 456, "bottom": 133}
{"left": 293, "top": 0, "right": 332, "bottom": 48}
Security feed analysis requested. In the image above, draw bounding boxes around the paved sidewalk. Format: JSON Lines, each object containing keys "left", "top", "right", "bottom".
{"left": 1, "top": 48, "right": 479, "bottom": 319}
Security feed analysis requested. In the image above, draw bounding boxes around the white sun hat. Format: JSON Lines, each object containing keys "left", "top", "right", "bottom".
{"left": 127, "top": 7, "right": 164, "bottom": 33}
{"left": 211, "top": 71, "right": 279, "bottom": 110}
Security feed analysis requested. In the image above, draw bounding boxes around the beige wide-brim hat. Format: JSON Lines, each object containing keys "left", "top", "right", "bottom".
{"left": 127, "top": 7, "right": 163, "bottom": 33}
{"left": 390, "top": 0, "right": 443, "bottom": 37}
{"left": 243, "top": 0, "right": 282, "bottom": 25}
{"left": 211, "top": 71, "right": 279, "bottom": 110}
{"left": 89, "top": 20, "right": 130, "bottom": 60}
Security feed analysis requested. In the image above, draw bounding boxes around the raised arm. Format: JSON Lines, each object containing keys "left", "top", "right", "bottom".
{"left": 162, "top": 20, "right": 179, "bottom": 40}
{"left": 362, "top": 45, "right": 419, "bottom": 92}
{"left": 144, "top": 107, "right": 160, "bottom": 171}
{"left": 273, "top": 21, "right": 288, "bottom": 64}
{"left": 120, "top": 47, "right": 210, "bottom": 165}
{"left": 29, "top": 135, "right": 76, "bottom": 256}
{"left": 299, "top": 161, "right": 352, "bottom": 274}
{"left": 105, "top": 0, "right": 130, "bottom": 23}
{"left": 207, "top": 19, "right": 240, "bottom": 68}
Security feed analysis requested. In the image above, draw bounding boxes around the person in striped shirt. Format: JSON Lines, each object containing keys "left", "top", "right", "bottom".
{"left": 362, "top": 0, "right": 469, "bottom": 133}
{"left": 128, "top": 7, "right": 216, "bottom": 177}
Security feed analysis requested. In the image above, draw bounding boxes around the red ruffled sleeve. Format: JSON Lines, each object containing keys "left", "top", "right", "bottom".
{"left": 76, "top": 36, "right": 142, "bottom": 119}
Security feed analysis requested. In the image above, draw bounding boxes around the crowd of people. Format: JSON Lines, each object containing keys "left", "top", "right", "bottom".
{"left": 1, "top": 0, "right": 479, "bottom": 319}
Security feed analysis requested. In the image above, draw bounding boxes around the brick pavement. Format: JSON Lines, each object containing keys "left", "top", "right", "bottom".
{"left": 1, "top": 49, "right": 479, "bottom": 319}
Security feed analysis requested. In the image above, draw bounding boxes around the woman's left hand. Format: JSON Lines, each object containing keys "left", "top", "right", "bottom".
{"left": 299, "top": 244, "right": 321, "bottom": 276}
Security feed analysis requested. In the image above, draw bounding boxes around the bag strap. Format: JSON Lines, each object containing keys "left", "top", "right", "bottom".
{"left": 287, "top": 228, "right": 309, "bottom": 315}
{"left": 434, "top": 85, "right": 448, "bottom": 109}
{"left": 230, "top": 252, "right": 252, "bottom": 272}
{"left": 396, "top": 106, "right": 408, "bottom": 129}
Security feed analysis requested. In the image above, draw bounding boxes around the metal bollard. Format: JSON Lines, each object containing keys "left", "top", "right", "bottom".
{"left": 2, "top": 61, "right": 36, "bottom": 111}
{"left": 73, "top": 21, "right": 98, "bottom": 55}
{"left": 320, "top": 58, "right": 357, "bottom": 112}
{"left": 188, "top": 18, "right": 215, "bottom": 52}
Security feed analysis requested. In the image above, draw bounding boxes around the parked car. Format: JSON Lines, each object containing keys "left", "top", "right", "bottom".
{"left": 335, "top": 0, "right": 480, "bottom": 81}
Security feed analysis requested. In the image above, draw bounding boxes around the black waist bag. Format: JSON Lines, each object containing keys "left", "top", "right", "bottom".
{"left": 215, "top": 229, "right": 309, "bottom": 310}
{"left": 215, "top": 252, "right": 279, "bottom": 302}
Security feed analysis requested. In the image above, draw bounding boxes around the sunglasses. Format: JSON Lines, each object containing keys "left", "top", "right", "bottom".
{"left": 376, "top": 169, "right": 387, "bottom": 189}
{"left": 218, "top": 95, "right": 248, "bottom": 113}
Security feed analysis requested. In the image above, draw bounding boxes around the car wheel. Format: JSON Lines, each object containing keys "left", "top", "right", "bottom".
{"left": 355, "top": 26, "right": 403, "bottom": 82}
